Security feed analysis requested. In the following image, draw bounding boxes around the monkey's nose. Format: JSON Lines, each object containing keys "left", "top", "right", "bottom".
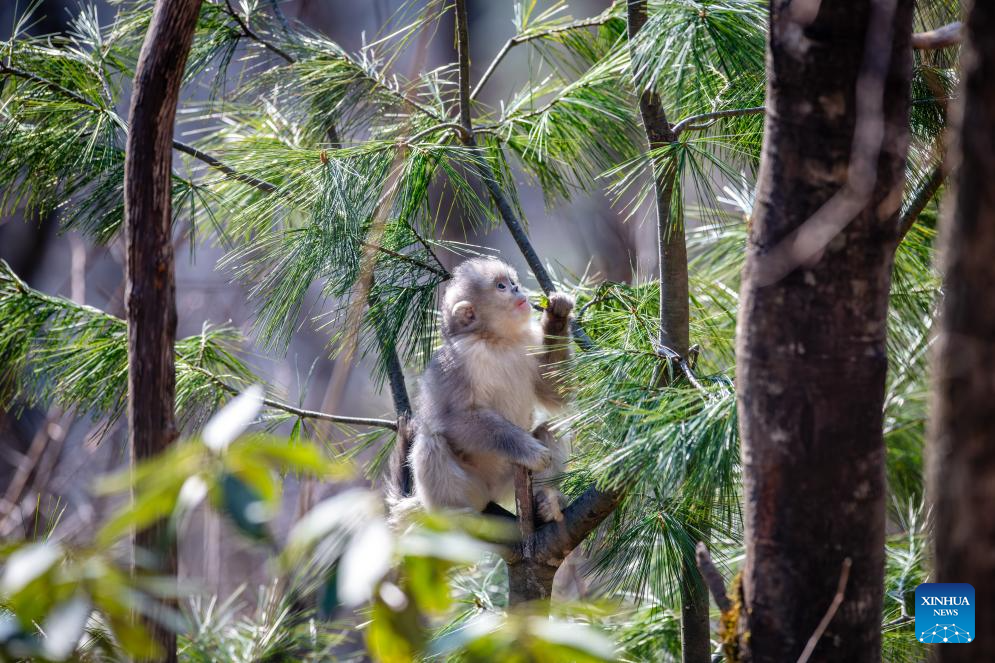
{"left": 511, "top": 284, "right": 520, "bottom": 294}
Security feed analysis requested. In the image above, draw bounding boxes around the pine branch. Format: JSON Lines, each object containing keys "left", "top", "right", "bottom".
{"left": 187, "top": 364, "right": 398, "bottom": 430}
{"left": 898, "top": 162, "right": 945, "bottom": 241}
{"left": 0, "top": 62, "right": 279, "bottom": 194}
{"left": 0, "top": 260, "right": 395, "bottom": 430}
{"left": 358, "top": 241, "right": 449, "bottom": 278}
{"left": 0, "top": 63, "right": 109, "bottom": 111}
{"left": 4, "top": 58, "right": 451, "bottom": 282}
{"left": 671, "top": 105, "right": 766, "bottom": 137}
{"left": 218, "top": 0, "right": 341, "bottom": 147}
{"left": 470, "top": 9, "right": 616, "bottom": 101}
{"left": 171, "top": 141, "right": 278, "bottom": 192}
{"left": 222, "top": 0, "right": 295, "bottom": 63}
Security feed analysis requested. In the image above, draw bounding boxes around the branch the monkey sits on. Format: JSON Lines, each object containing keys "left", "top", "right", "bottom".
{"left": 390, "top": 257, "right": 573, "bottom": 525}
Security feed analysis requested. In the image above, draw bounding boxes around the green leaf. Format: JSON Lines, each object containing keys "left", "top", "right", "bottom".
{"left": 218, "top": 472, "right": 271, "bottom": 542}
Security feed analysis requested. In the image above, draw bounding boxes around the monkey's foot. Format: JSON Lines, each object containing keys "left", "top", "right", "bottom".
{"left": 535, "top": 486, "right": 567, "bottom": 524}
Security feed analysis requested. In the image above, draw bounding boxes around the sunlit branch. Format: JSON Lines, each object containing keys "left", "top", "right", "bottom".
{"left": 452, "top": 0, "right": 594, "bottom": 351}
{"left": 0, "top": 63, "right": 280, "bottom": 194}
{"left": 187, "top": 364, "right": 398, "bottom": 430}
{"left": 898, "top": 162, "right": 945, "bottom": 241}
{"left": 171, "top": 141, "right": 278, "bottom": 192}
{"left": 358, "top": 240, "right": 449, "bottom": 278}
{"left": 470, "top": 10, "right": 615, "bottom": 101}
{"left": 221, "top": 0, "right": 295, "bottom": 63}
{"left": 671, "top": 105, "right": 766, "bottom": 137}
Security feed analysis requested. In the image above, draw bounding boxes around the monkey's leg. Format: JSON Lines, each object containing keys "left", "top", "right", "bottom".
{"left": 531, "top": 423, "right": 568, "bottom": 524}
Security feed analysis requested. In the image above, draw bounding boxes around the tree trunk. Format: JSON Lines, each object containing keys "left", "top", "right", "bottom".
{"left": 625, "top": 2, "right": 703, "bottom": 661}
{"left": 930, "top": 1, "right": 995, "bottom": 660}
{"left": 124, "top": 0, "right": 203, "bottom": 660}
{"left": 736, "top": 1, "right": 913, "bottom": 661}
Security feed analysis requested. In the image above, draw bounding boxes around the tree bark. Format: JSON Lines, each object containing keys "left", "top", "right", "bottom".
{"left": 124, "top": 0, "right": 203, "bottom": 660}
{"left": 736, "top": 1, "right": 913, "bottom": 661}
{"left": 930, "top": 1, "right": 995, "bottom": 660}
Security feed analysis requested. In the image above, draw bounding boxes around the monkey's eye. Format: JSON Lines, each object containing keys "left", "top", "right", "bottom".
{"left": 496, "top": 282, "right": 506, "bottom": 290}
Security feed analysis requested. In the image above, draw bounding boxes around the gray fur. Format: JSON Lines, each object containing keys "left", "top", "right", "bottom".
{"left": 390, "top": 258, "right": 573, "bottom": 525}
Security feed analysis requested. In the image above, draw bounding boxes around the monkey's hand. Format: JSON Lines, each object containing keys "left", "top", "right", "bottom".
{"left": 544, "top": 292, "right": 575, "bottom": 321}
{"left": 520, "top": 438, "right": 553, "bottom": 472}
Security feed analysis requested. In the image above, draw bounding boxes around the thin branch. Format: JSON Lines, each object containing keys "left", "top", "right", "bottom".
{"left": 404, "top": 122, "right": 469, "bottom": 145}
{"left": 796, "top": 558, "right": 853, "bottom": 663}
{"left": 474, "top": 91, "right": 570, "bottom": 133}
{"left": 898, "top": 162, "right": 945, "bottom": 241}
{"left": 404, "top": 221, "right": 451, "bottom": 278}
{"left": 222, "top": 0, "right": 295, "bottom": 63}
{"left": 882, "top": 615, "right": 914, "bottom": 628}
{"left": 359, "top": 240, "right": 450, "bottom": 278}
{"left": 171, "top": 141, "right": 278, "bottom": 192}
{"left": 671, "top": 105, "right": 766, "bottom": 137}
{"left": 470, "top": 11, "right": 614, "bottom": 101}
{"left": 0, "top": 63, "right": 107, "bottom": 109}
{"left": 453, "top": 0, "right": 593, "bottom": 352}
{"left": 188, "top": 364, "right": 398, "bottom": 430}
{"left": 695, "top": 542, "right": 732, "bottom": 613}
{"left": 911, "top": 21, "right": 962, "bottom": 50}
{"left": 268, "top": 0, "right": 293, "bottom": 36}
{"left": 218, "top": 0, "right": 342, "bottom": 148}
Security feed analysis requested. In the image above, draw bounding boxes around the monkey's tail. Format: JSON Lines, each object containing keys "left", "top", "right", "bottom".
{"left": 385, "top": 492, "right": 423, "bottom": 531}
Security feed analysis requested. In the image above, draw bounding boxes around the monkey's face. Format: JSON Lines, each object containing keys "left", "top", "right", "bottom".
{"left": 443, "top": 258, "right": 532, "bottom": 338}
{"left": 491, "top": 272, "right": 530, "bottom": 319}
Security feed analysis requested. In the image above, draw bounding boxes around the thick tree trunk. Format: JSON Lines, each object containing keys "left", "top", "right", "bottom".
{"left": 123, "top": 0, "right": 203, "bottom": 660}
{"left": 930, "top": 1, "right": 995, "bottom": 660}
{"left": 736, "top": 1, "right": 913, "bottom": 661}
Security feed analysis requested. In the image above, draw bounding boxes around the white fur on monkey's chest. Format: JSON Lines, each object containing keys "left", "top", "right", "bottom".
{"left": 458, "top": 334, "right": 538, "bottom": 429}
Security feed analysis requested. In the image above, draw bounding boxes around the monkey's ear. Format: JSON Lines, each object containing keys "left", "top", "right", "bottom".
{"left": 451, "top": 300, "right": 476, "bottom": 329}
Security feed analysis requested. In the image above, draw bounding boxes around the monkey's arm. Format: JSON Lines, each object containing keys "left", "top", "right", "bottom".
{"left": 444, "top": 408, "right": 552, "bottom": 472}
{"left": 536, "top": 292, "right": 574, "bottom": 408}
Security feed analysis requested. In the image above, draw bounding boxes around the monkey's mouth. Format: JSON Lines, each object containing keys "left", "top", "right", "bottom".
{"left": 514, "top": 298, "right": 529, "bottom": 310}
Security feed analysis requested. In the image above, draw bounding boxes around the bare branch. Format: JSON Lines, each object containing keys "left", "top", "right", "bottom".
{"left": 471, "top": 10, "right": 615, "bottom": 101}
{"left": 453, "top": 0, "right": 594, "bottom": 350}
{"left": 671, "top": 105, "right": 766, "bottom": 137}
{"left": 898, "top": 162, "right": 945, "bottom": 240}
{"left": 796, "top": 558, "right": 853, "bottom": 663}
{"left": 695, "top": 542, "right": 732, "bottom": 613}
{"left": 912, "top": 21, "right": 962, "bottom": 50}
{"left": 222, "top": 0, "right": 295, "bottom": 63}
{"left": 171, "top": 141, "right": 278, "bottom": 192}
{"left": 187, "top": 364, "right": 398, "bottom": 430}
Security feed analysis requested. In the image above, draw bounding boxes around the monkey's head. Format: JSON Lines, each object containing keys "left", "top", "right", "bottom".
{"left": 441, "top": 258, "right": 531, "bottom": 339}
